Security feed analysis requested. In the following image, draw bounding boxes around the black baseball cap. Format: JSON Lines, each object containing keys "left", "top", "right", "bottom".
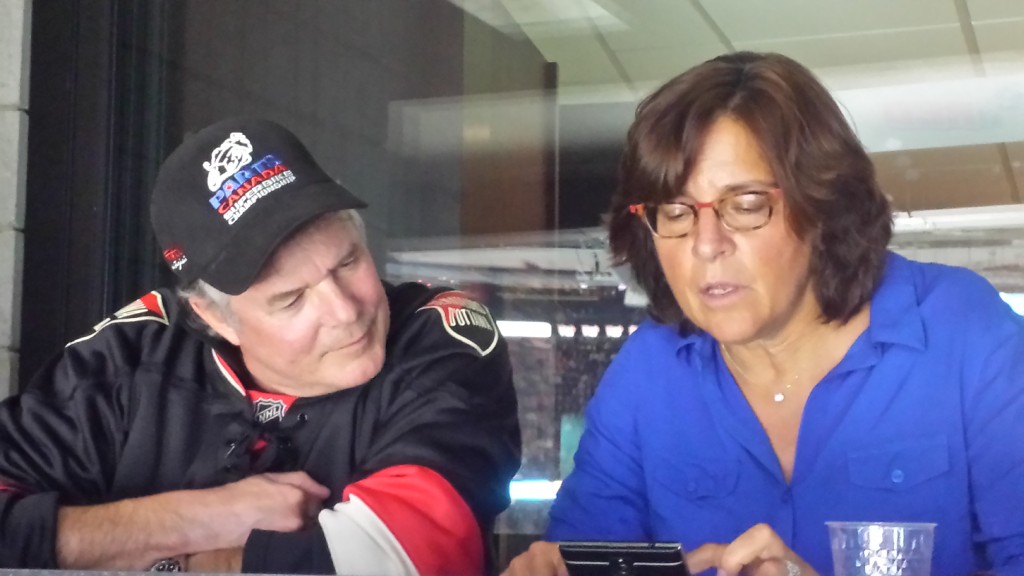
{"left": 150, "top": 117, "right": 366, "bottom": 295}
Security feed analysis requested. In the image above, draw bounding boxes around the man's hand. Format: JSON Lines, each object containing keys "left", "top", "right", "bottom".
{"left": 193, "top": 471, "right": 331, "bottom": 549}
{"left": 56, "top": 471, "right": 330, "bottom": 570}
{"left": 685, "top": 524, "right": 817, "bottom": 576}
{"left": 502, "top": 541, "right": 567, "bottom": 576}
{"left": 187, "top": 548, "right": 243, "bottom": 573}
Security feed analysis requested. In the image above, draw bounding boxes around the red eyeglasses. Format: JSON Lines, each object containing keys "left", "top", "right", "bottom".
{"left": 628, "top": 188, "right": 780, "bottom": 238}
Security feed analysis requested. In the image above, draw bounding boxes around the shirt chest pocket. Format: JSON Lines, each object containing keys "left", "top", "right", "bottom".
{"left": 650, "top": 457, "right": 739, "bottom": 501}
{"left": 847, "top": 435, "right": 950, "bottom": 491}
{"left": 646, "top": 456, "right": 740, "bottom": 543}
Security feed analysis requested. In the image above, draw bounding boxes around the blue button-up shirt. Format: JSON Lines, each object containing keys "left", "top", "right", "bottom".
{"left": 547, "top": 253, "right": 1024, "bottom": 574}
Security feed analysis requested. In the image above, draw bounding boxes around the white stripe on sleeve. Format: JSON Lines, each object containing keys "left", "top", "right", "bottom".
{"left": 318, "top": 494, "right": 420, "bottom": 576}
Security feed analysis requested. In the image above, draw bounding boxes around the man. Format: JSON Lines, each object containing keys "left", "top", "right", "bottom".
{"left": 0, "top": 118, "right": 522, "bottom": 574}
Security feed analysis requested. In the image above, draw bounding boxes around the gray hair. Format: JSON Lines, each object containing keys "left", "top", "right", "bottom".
{"left": 177, "top": 209, "right": 366, "bottom": 337}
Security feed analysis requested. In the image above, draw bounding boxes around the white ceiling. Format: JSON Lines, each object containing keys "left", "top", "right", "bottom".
{"left": 489, "top": 0, "right": 1024, "bottom": 95}
{"left": 416, "top": 0, "right": 1024, "bottom": 293}
{"left": 443, "top": 0, "right": 1024, "bottom": 209}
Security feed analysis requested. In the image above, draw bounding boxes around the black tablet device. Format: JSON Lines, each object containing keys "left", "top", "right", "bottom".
{"left": 558, "top": 542, "right": 692, "bottom": 576}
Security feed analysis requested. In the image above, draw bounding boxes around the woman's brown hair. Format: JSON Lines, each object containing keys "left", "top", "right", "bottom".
{"left": 607, "top": 51, "right": 892, "bottom": 331}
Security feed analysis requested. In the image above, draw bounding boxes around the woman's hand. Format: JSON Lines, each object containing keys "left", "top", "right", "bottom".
{"left": 685, "top": 524, "right": 817, "bottom": 576}
{"left": 502, "top": 541, "right": 568, "bottom": 576}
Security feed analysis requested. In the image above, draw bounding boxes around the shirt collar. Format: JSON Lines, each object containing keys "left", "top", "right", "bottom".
{"left": 674, "top": 325, "right": 714, "bottom": 357}
{"left": 866, "top": 251, "right": 926, "bottom": 351}
{"left": 207, "top": 344, "right": 252, "bottom": 397}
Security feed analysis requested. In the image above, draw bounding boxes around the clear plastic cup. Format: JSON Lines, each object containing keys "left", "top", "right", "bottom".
{"left": 826, "top": 521, "right": 936, "bottom": 576}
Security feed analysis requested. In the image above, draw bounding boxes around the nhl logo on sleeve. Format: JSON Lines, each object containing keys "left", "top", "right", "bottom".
{"left": 419, "top": 291, "right": 499, "bottom": 356}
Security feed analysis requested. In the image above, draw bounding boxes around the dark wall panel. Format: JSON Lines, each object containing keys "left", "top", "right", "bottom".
{"left": 22, "top": 1, "right": 552, "bottom": 384}
{"left": 21, "top": 1, "right": 173, "bottom": 386}
{"left": 165, "top": 0, "right": 468, "bottom": 253}
{"left": 557, "top": 102, "right": 634, "bottom": 229}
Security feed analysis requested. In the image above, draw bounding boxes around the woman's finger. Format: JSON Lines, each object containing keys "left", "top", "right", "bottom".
{"left": 684, "top": 542, "right": 727, "bottom": 574}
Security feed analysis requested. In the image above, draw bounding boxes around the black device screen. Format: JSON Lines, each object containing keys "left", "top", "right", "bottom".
{"left": 559, "top": 542, "right": 692, "bottom": 576}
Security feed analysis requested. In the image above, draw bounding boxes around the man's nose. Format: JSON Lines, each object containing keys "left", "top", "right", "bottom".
{"left": 316, "top": 278, "right": 359, "bottom": 325}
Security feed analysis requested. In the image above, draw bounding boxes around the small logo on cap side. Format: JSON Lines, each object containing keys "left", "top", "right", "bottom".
{"left": 203, "top": 132, "right": 253, "bottom": 192}
{"left": 163, "top": 247, "right": 188, "bottom": 271}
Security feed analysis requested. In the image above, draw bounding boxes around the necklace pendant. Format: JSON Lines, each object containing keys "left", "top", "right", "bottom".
{"left": 773, "top": 392, "right": 786, "bottom": 402}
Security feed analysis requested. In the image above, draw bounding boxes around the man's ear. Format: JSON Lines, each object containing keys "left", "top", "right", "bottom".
{"left": 189, "top": 296, "right": 240, "bottom": 346}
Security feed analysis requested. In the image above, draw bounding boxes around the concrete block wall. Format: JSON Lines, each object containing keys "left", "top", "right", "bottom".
{"left": 0, "top": 0, "right": 31, "bottom": 398}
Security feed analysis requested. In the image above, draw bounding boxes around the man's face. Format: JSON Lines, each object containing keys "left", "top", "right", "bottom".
{"left": 215, "top": 214, "right": 390, "bottom": 396}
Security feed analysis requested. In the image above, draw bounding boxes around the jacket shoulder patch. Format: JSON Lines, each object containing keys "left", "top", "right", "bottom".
{"left": 67, "top": 291, "right": 170, "bottom": 347}
{"left": 418, "top": 291, "right": 498, "bottom": 356}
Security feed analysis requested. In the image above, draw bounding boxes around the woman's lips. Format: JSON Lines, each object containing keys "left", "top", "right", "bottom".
{"left": 698, "top": 282, "right": 745, "bottom": 306}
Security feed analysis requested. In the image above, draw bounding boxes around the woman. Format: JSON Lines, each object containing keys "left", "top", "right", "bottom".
{"left": 504, "top": 52, "right": 1024, "bottom": 575}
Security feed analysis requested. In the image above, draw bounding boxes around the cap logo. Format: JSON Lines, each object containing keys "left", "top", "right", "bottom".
{"left": 162, "top": 247, "right": 188, "bottom": 271}
{"left": 206, "top": 155, "right": 296, "bottom": 225}
{"left": 203, "top": 132, "right": 253, "bottom": 192}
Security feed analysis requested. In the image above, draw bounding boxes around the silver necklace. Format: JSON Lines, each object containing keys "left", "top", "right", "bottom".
{"left": 773, "top": 374, "right": 799, "bottom": 403}
{"left": 722, "top": 345, "right": 799, "bottom": 404}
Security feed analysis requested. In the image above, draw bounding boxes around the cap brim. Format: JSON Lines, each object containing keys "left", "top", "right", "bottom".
{"left": 199, "top": 181, "right": 367, "bottom": 295}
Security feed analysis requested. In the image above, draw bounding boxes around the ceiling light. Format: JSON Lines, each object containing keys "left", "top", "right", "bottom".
{"left": 894, "top": 204, "right": 1024, "bottom": 233}
{"left": 496, "top": 320, "right": 552, "bottom": 338}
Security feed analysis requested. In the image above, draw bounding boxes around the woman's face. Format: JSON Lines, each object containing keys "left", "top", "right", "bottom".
{"left": 653, "top": 115, "right": 820, "bottom": 345}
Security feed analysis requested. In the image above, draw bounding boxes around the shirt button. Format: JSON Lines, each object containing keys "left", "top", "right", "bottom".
{"left": 686, "top": 481, "right": 697, "bottom": 493}
{"left": 781, "top": 490, "right": 792, "bottom": 504}
{"left": 891, "top": 469, "right": 905, "bottom": 484}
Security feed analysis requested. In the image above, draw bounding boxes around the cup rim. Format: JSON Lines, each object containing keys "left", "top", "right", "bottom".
{"left": 825, "top": 521, "right": 937, "bottom": 530}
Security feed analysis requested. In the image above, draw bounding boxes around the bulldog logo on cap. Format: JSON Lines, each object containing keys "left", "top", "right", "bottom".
{"left": 203, "top": 132, "right": 253, "bottom": 192}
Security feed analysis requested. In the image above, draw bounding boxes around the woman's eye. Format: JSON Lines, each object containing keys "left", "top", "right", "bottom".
{"left": 659, "top": 204, "right": 692, "bottom": 220}
{"left": 728, "top": 194, "right": 769, "bottom": 213}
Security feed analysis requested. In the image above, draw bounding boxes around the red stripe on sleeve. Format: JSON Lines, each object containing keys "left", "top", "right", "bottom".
{"left": 343, "top": 465, "right": 483, "bottom": 576}
{"left": 0, "top": 479, "right": 26, "bottom": 494}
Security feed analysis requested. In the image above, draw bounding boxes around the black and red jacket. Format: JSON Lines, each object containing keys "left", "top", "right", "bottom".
{"left": 0, "top": 282, "right": 521, "bottom": 574}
